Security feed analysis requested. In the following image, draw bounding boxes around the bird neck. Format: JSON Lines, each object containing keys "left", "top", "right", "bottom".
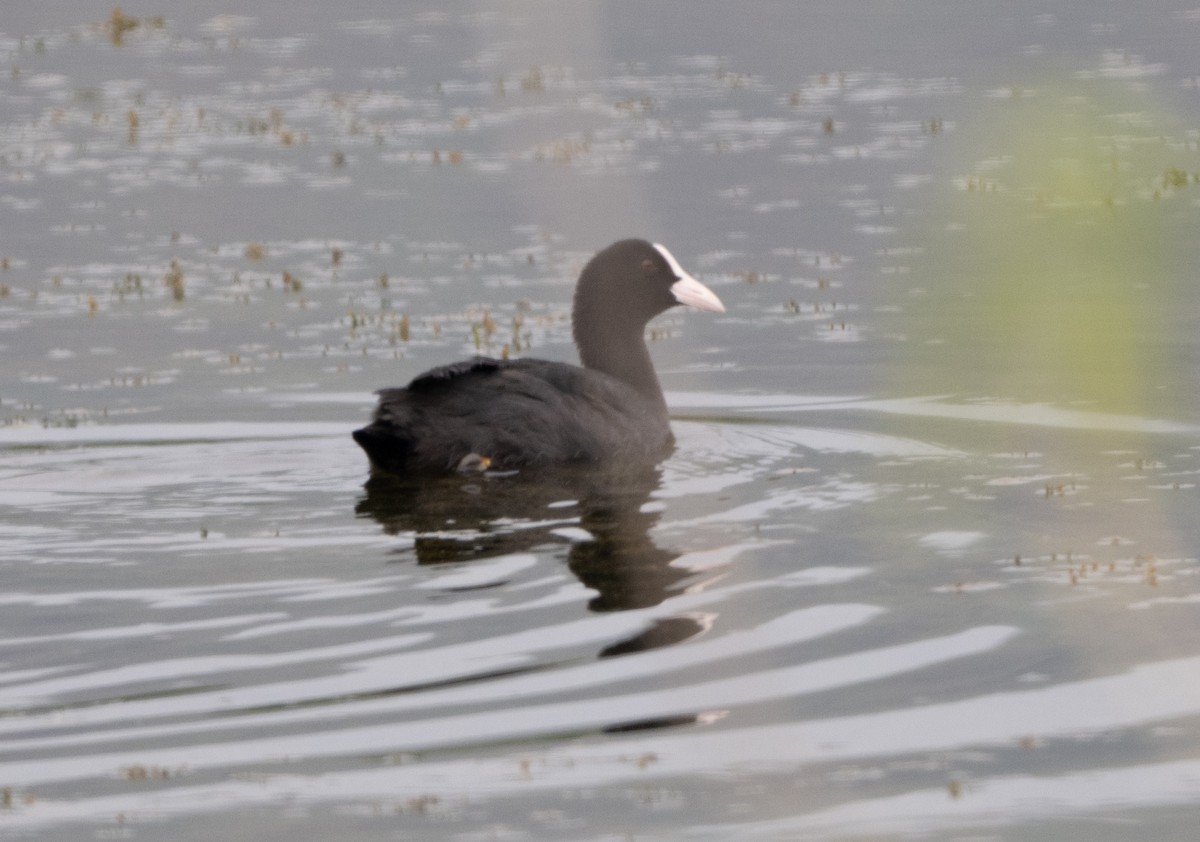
{"left": 574, "top": 318, "right": 666, "bottom": 408}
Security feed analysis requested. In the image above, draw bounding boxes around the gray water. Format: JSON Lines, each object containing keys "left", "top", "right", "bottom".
{"left": 3, "top": 3, "right": 1200, "bottom": 840}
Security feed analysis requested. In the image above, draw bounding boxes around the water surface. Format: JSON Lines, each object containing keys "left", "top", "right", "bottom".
{"left": 3, "top": 3, "right": 1200, "bottom": 840}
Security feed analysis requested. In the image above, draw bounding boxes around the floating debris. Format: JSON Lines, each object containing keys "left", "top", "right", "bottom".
{"left": 118, "top": 764, "right": 172, "bottom": 781}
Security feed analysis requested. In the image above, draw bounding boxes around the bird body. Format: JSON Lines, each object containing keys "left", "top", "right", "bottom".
{"left": 354, "top": 356, "right": 672, "bottom": 474}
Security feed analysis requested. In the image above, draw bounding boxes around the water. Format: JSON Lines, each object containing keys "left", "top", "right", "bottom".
{"left": 3, "top": 3, "right": 1200, "bottom": 839}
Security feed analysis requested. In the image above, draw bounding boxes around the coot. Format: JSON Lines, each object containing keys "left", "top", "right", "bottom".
{"left": 353, "top": 239, "right": 725, "bottom": 474}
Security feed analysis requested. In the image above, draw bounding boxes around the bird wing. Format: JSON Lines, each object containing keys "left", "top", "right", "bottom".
{"left": 403, "top": 355, "right": 507, "bottom": 392}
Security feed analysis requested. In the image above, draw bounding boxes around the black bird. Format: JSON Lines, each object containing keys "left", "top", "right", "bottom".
{"left": 353, "top": 239, "right": 725, "bottom": 474}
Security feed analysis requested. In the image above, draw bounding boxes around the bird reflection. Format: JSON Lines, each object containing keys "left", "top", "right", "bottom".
{"left": 356, "top": 464, "right": 704, "bottom": 654}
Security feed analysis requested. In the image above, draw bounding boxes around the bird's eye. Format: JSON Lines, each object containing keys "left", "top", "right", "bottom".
{"left": 641, "top": 258, "right": 655, "bottom": 272}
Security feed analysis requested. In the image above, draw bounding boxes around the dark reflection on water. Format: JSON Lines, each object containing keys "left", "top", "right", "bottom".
{"left": 357, "top": 464, "right": 699, "bottom": 623}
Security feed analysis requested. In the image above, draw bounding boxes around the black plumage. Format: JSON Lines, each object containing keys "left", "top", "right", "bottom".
{"left": 353, "top": 239, "right": 724, "bottom": 475}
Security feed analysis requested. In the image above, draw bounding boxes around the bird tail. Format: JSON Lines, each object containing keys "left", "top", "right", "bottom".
{"left": 352, "top": 422, "right": 413, "bottom": 476}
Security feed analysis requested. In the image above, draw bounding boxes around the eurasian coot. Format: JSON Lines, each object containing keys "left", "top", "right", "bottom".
{"left": 353, "top": 239, "right": 725, "bottom": 474}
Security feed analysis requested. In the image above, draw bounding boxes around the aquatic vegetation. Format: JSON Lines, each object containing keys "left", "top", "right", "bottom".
{"left": 104, "top": 7, "right": 139, "bottom": 47}
{"left": 892, "top": 84, "right": 1194, "bottom": 414}
{"left": 163, "top": 260, "right": 184, "bottom": 301}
